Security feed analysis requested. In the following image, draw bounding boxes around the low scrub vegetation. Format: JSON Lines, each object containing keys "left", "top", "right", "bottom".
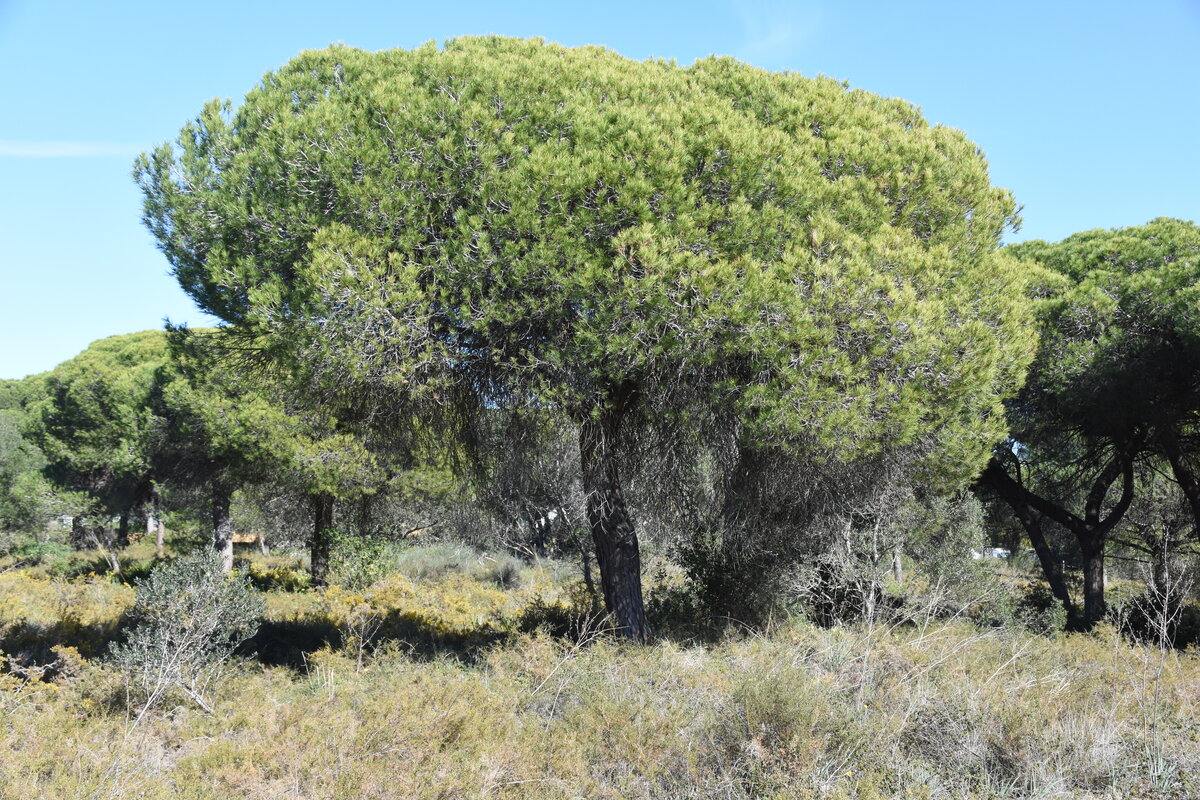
{"left": 2, "top": 542, "right": 1198, "bottom": 799}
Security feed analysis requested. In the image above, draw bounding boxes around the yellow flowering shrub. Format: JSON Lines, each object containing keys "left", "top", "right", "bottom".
{"left": 0, "top": 570, "right": 134, "bottom": 658}
{"left": 240, "top": 557, "right": 311, "bottom": 592}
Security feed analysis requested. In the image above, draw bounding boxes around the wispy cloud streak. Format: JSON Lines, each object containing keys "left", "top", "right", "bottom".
{"left": 0, "top": 140, "right": 140, "bottom": 158}
{"left": 734, "top": 0, "right": 822, "bottom": 65}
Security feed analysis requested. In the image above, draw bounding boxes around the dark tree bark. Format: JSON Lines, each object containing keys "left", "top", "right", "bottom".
{"left": 311, "top": 492, "right": 335, "bottom": 587}
{"left": 70, "top": 515, "right": 87, "bottom": 550}
{"left": 116, "top": 510, "right": 130, "bottom": 549}
{"left": 1080, "top": 536, "right": 1106, "bottom": 625}
{"left": 213, "top": 482, "right": 234, "bottom": 573}
{"left": 979, "top": 461, "right": 1076, "bottom": 615}
{"left": 1160, "top": 430, "right": 1200, "bottom": 536}
{"left": 979, "top": 452, "right": 1134, "bottom": 628}
{"left": 578, "top": 383, "right": 648, "bottom": 642}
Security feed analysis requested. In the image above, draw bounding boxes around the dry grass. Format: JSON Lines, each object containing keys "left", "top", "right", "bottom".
{"left": 1, "top": 550, "right": 1198, "bottom": 799}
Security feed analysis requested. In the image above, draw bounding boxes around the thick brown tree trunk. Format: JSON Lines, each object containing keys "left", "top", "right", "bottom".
{"left": 213, "top": 482, "right": 234, "bottom": 573}
{"left": 578, "top": 385, "right": 648, "bottom": 642}
{"left": 311, "top": 492, "right": 334, "bottom": 587}
{"left": 1080, "top": 537, "right": 1106, "bottom": 626}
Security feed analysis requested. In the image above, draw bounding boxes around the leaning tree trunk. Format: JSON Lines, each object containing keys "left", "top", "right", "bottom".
{"left": 578, "top": 386, "right": 648, "bottom": 642}
{"left": 311, "top": 492, "right": 335, "bottom": 587}
{"left": 1161, "top": 430, "right": 1200, "bottom": 534}
{"left": 212, "top": 482, "right": 234, "bottom": 574}
{"left": 978, "top": 461, "right": 1077, "bottom": 617}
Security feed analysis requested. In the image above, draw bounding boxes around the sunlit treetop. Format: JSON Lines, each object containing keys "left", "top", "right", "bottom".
{"left": 138, "top": 36, "right": 1037, "bottom": 479}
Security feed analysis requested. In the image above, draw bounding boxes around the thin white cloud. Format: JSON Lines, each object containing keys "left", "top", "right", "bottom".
{"left": 734, "top": 1, "right": 822, "bottom": 65}
{"left": 0, "top": 140, "right": 139, "bottom": 158}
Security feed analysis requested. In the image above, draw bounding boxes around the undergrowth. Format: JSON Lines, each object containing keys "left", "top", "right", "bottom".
{"left": 1, "top": 542, "right": 1198, "bottom": 799}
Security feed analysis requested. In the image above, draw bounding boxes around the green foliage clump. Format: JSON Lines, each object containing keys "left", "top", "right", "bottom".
{"left": 109, "top": 551, "right": 263, "bottom": 710}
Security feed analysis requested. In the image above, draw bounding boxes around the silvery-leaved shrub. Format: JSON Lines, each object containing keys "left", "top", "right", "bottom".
{"left": 109, "top": 550, "right": 263, "bottom": 712}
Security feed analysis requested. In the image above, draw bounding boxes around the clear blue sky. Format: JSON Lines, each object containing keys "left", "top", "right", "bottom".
{"left": 1, "top": 0, "right": 1197, "bottom": 379}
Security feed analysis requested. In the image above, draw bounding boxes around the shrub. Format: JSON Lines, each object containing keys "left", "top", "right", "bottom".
{"left": 328, "top": 530, "right": 397, "bottom": 591}
{"left": 0, "top": 569, "right": 134, "bottom": 661}
{"left": 108, "top": 551, "right": 263, "bottom": 712}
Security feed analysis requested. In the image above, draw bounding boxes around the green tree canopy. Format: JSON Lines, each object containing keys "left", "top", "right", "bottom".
{"left": 24, "top": 331, "right": 170, "bottom": 544}
{"left": 138, "top": 37, "right": 1037, "bottom": 638}
{"left": 981, "top": 218, "right": 1200, "bottom": 626}
{"left": 157, "top": 329, "right": 378, "bottom": 573}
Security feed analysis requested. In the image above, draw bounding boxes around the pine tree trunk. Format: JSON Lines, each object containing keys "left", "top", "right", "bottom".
{"left": 144, "top": 500, "right": 156, "bottom": 544}
{"left": 155, "top": 496, "right": 165, "bottom": 560}
{"left": 70, "top": 515, "right": 87, "bottom": 550}
{"left": 116, "top": 510, "right": 130, "bottom": 549}
{"left": 1081, "top": 538, "right": 1106, "bottom": 626}
{"left": 1024, "top": 514, "right": 1076, "bottom": 616}
{"left": 1151, "top": 534, "right": 1171, "bottom": 601}
{"left": 311, "top": 492, "right": 334, "bottom": 587}
{"left": 979, "top": 461, "right": 1077, "bottom": 617}
{"left": 578, "top": 387, "right": 648, "bottom": 642}
{"left": 213, "top": 482, "right": 234, "bottom": 573}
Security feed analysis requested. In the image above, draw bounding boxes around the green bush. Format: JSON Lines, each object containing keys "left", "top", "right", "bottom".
{"left": 108, "top": 550, "right": 264, "bottom": 711}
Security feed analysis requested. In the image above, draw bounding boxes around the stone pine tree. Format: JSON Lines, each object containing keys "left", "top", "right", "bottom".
{"left": 137, "top": 38, "right": 1037, "bottom": 639}
{"left": 158, "top": 329, "right": 376, "bottom": 578}
{"left": 25, "top": 331, "right": 168, "bottom": 557}
{"left": 980, "top": 218, "right": 1200, "bottom": 627}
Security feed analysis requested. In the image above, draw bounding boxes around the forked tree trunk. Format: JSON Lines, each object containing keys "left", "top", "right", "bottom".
{"left": 311, "top": 492, "right": 335, "bottom": 587}
{"left": 213, "top": 482, "right": 234, "bottom": 573}
{"left": 980, "top": 454, "right": 1134, "bottom": 630}
{"left": 979, "top": 461, "right": 1077, "bottom": 617}
{"left": 578, "top": 385, "right": 648, "bottom": 642}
